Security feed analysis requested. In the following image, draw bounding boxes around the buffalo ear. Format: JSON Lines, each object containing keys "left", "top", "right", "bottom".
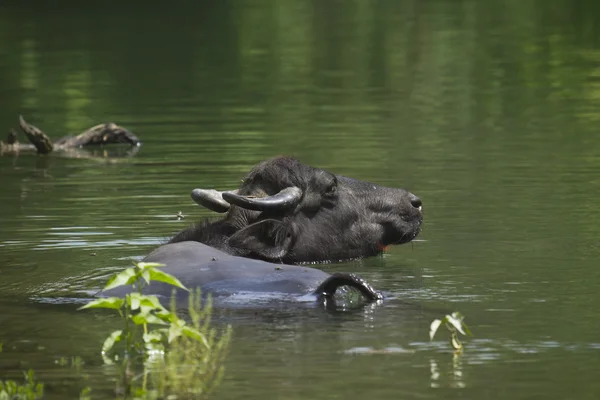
{"left": 227, "top": 219, "right": 293, "bottom": 261}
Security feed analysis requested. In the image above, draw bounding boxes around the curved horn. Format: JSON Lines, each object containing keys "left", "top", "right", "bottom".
{"left": 191, "top": 189, "right": 238, "bottom": 213}
{"left": 222, "top": 187, "right": 302, "bottom": 212}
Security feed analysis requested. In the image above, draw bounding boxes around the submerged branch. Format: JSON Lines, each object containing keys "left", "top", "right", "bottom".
{"left": 19, "top": 116, "right": 54, "bottom": 154}
{"left": 1, "top": 116, "right": 141, "bottom": 157}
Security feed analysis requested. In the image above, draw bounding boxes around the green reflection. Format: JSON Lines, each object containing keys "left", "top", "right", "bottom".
{"left": 1, "top": 0, "right": 600, "bottom": 399}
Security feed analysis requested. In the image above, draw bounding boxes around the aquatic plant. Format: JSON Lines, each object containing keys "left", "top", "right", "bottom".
{"left": 80, "top": 262, "right": 197, "bottom": 362}
{"left": 0, "top": 344, "right": 44, "bottom": 400}
{"left": 149, "top": 289, "right": 232, "bottom": 398}
{"left": 55, "top": 355, "right": 84, "bottom": 369}
{"left": 79, "top": 261, "right": 231, "bottom": 398}
{"left": 0, "top": 369, "right": 44, "bottom": 400}
{"left": 429, "top": 312, "right": 473, "bottom": 353}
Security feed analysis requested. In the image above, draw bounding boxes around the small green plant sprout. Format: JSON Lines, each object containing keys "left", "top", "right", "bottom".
{"left": 0, "top": 369, "right": 44, "bottom": 400}
{"left": 55, "top": 356, "right": 84, "bottom": 369}
{"left": 149, "top": 289, "right": 232, "bottom": 398}
{"left": 78, "top": 261, "right": 206, "bottom": 363}
{"left": 79, "top": 386, "right": 92, "bottom": 400}
{"left": 79, "top": 260, "right": 231, "bottom": 398}
{"left": 0, "top": 342, "right": 44, "bottom": 400}
{"left": 429, "top": 312, "right": 473, "bottom": 353}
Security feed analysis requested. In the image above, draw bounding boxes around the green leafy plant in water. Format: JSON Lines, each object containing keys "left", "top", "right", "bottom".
{"left": 148, "top": 289, "right": 232, "bottom": 399}
{"left": 79, "top": 262, "right": 199, "bottom": 362}
{"left": 79, "top": 261, "right": 231, "bottom": 398}
{"left": 79, "top": 386, "right": 92, "bottom": 400}
{"left": 55, "top": 355, "right": 84, "bottom": 369}
{"left": 429, "top": 312, "right": 473, "bottom": 353}
{"left": 0, "top": 342, "right": 44, "bottom": 400}
{"left": 0, "top": 369, "right": 44, "bottom": 400}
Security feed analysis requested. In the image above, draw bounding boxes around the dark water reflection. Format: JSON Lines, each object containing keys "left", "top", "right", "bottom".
{"left": 1, "top": 0, "right": 600, "bottom": 398}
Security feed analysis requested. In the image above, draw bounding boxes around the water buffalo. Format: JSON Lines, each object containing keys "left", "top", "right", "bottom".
{"left": 169, "top": 156, "right": 423, "bottom": 264}
{"left": 101, "top": 241, "right": 382, "bottom": 306}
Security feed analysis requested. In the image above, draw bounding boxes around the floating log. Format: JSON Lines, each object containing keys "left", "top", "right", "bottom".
{"left": 19, "top": 115, "right": 54, "bottom": 154}
{"left": 1, "top": 116, "right": 141, "bottom": 156}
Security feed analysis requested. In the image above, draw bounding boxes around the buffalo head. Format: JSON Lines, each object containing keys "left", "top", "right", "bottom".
{"left": 169, "top": 157, "right": 422, "bottom": 263}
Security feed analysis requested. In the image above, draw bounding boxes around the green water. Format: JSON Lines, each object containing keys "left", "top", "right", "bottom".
{"left": 1, "top": 0, "right": 600, "bottom": 398}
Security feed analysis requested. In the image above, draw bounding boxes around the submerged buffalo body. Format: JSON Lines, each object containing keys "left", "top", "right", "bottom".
{"left": 103, "top": 157, "right": 421, "bottom": 305}
{"left": 101, "top": 241, "right": 382, "bottom": 305}
{"left": 170, "top": 156, "right": 423, "bottom": 264}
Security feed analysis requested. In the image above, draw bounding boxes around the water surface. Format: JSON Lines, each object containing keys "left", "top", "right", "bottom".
{"left": 1, "top": 1, "right": 600, "bottom": 399}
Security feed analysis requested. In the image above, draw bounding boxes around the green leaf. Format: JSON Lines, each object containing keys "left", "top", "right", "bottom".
{"left": 128, "top": 293, "right": 167, "bottom": 313}
{"left": 168, "top": 321, "right": 184, "bottom": 343}
{"left": 103, "top": 267, "right": 138, "bottom": 291}
{"left": 24, "top": 369, "right": 35, "bottom": 383}
{"left": 429, "top": 319, "right": 442, "bottom": 340}
{"left": 132, "top": 313, "right": 169, "bottom": 326}
{"left": 135, "top": 295, "right": 168, "bottom": 318}
{"left": 128, "top": 292, "right": 142, "bottom": 310}
{"left": 452, "top": 312, "right": 473, "bottom": 336}
{"left": 78, "top": 297, "right": 124, "bottom": 311}
{"left": 145, "top": 341, "right": 165, "bottom": 354}
{"left": 155, "top": 310, "right": 177, "bottom": 323}
{"left": 462, "top": 322, "right": 473, "bottom": 337}
{"left": 101, "top": 330, "right": 123, "bottom": 355}
{"left": 155, "top": 328, "right": 170, "bottom": 337}
{"left": 136, "top": 262, "right": 166, "bottom": 270}
{"left": 131, "top": 313, "right": 149, "bottom": 325}
{"left": 139, "top": 305, "right": 160, "bottom": 317}
{"left": 141, "top": 270, "right": 151, "bottom": 285}
{"left": 80, "top": 386, "right": 92, "bottom": 400}
{"left": 148, "top": 269, "right": 188, "bottom": 291}
{"left": 182, "top": 326, "right": 209, "bottom": 348}
{"left": 139, "top": 295, "right": 166, "bottom": 311}
{"left": 446, "top": 314, "right": 466, "bottom": 336}
{"left": 143, "top": 331, "right": 164, "bottom": 344}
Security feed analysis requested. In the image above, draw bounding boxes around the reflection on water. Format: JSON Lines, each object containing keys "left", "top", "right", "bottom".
{"left": 429, "top": 356, "right": 465, "bottom": 389}
{"left": 1, "top": 0, "right": 600, "bottom": 399}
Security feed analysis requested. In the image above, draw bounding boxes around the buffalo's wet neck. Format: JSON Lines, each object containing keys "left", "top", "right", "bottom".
{"left": 168, "top": 219, "right": 237, "bottom": 249}
{"left": 290, "top": 247, "right": 381, "bottom": 265}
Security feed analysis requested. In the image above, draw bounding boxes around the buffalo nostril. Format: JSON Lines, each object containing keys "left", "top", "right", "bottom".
{"left": 409, "top": 195, "right": 422, "bottom": 209}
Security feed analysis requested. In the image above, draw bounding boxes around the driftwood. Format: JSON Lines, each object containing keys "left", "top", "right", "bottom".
{"left": 1, "top": 116, "right": 141, "bottom": 156}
